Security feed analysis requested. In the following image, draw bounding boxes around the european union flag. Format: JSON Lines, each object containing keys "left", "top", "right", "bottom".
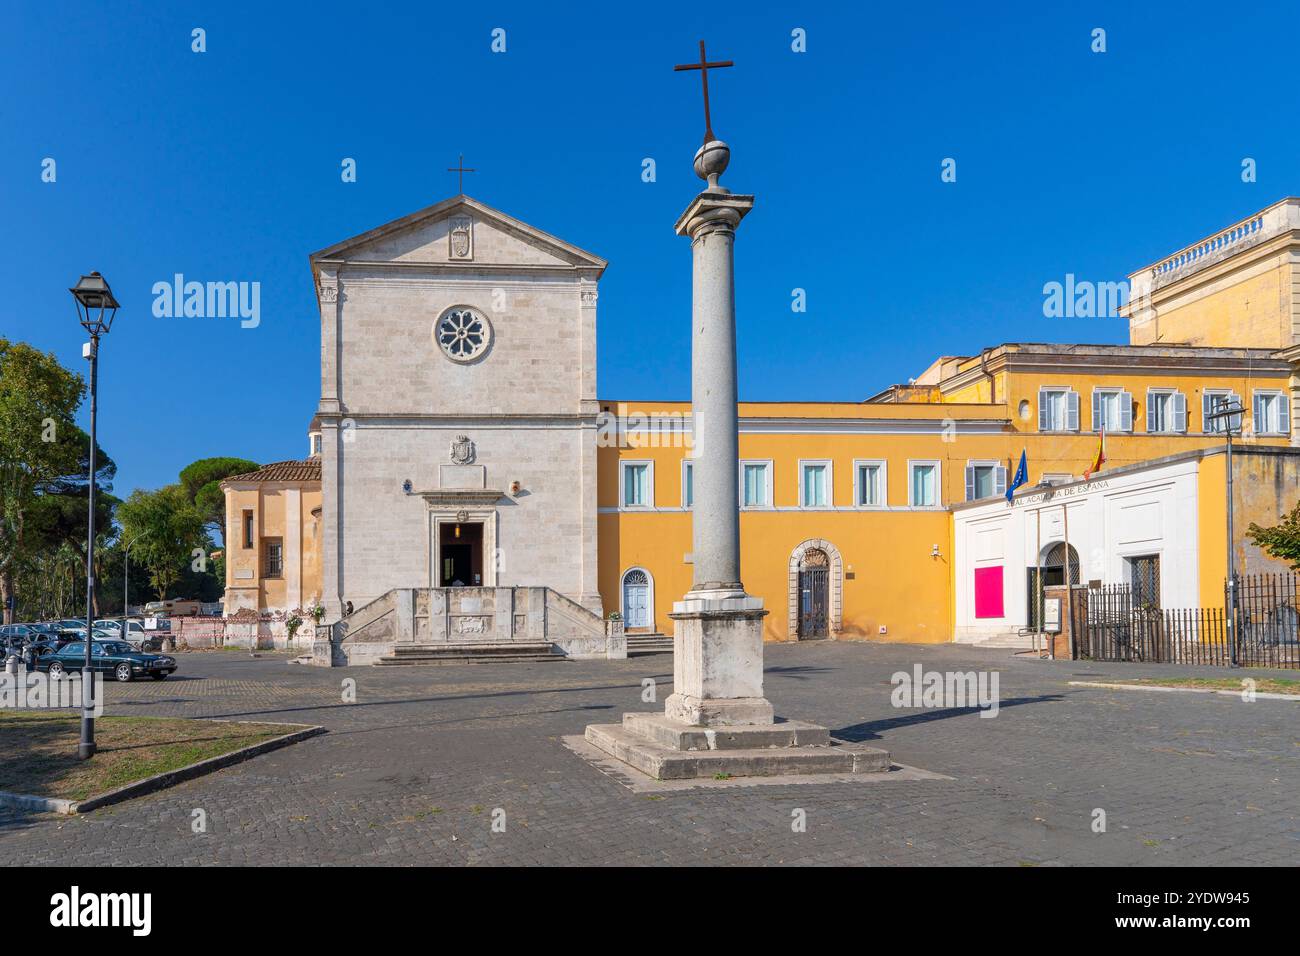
{"left": 1006, "top": 450, "right": 1028, "bottom": 503}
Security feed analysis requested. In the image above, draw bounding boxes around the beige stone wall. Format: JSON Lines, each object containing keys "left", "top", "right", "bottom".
{"left": 223, "top": 481, "right": 323, "bottom": 615}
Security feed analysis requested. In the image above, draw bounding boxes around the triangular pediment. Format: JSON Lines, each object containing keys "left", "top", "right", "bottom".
{"left": 310, "top": 195, "right": 606, "bottom": 273}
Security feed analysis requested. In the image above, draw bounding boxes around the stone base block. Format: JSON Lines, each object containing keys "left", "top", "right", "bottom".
{"left": 663, "top": 693, "right": 774, "bottom": 727}
{"left": 623, "top": 713, "right": 829, "bottom": 750}
{"left": 584, "top": 722, "right": 891, "bottom": 781}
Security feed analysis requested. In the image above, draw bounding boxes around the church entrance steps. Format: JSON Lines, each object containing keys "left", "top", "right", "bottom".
{"left": 314, "top": 586, "right": 624, "bottom": 665}
{"left": 376, "top": 642, "right": 560, "bottom": 665}
{"left": 960, "top": 634, "right": 1042, "bottom": 650}
{"left": 626, "top": 633, "right": 674, "bottom": 655}
{"left": 583, "top": 718, "right": 891, "bottom": 781}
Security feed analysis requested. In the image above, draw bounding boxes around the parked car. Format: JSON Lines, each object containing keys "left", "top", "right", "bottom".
{"left": 94, "top": 619, "right": 163, "bottom": 650}
{"left": 0, "top": 623, "right": 46, "bottom": 646}
{"left": 54, "top": 619, "right": 88, "bottom": 637}
{"left": 39, "top": 640, "right": 177, "bottom": 682}
{"left": 23, "top": 639, "right": 63, "bottom": 666}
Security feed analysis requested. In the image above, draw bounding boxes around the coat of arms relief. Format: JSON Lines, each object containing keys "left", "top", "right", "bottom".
{"left": 450, "top": 435, "right": 475, "bottom": 464}
{"left": 448, "top": 216, "right": 473, "bottom": 260}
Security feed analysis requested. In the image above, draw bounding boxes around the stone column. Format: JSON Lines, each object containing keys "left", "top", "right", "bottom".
{"left": 664, "top": 140, "right": 771, "bottom": 727}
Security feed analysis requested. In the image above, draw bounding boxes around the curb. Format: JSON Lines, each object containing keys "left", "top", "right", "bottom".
{"left": 0, "top": 722, "right": 326, "bottom": 816}
{"left": 1068, "top": 680, "right": 1300, "bottom": 701}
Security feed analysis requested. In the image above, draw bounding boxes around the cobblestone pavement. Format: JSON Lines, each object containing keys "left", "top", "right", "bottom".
{"left": 1, "top": 643, "right": 1296, "bottom": 865}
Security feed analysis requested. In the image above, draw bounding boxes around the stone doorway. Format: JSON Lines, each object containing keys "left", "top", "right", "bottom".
{"left": 439, "top": 520, "right": 483, "bottom": 587}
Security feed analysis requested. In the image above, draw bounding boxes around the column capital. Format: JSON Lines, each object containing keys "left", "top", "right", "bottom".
{"left": 675, "top": 190, "right": 755, "bottom": 240}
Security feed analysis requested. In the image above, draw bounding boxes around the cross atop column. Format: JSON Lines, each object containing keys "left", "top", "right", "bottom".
{"left": 447, "top": 154, "right": 476, "bottom": 194}
{"left": 674, "top": 40, "right": 733, "bottom": 143}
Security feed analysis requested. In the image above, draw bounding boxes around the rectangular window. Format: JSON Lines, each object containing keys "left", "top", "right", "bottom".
{"left": 1146, "top": 390, "right": 1187, "bottom": 433}
{"left": 1203, "top": 390, "right": 1243, "bottom": 434}
{"left": 1127, "top": 554, "right": 1161, "bottom": 609}
{"left": 1092, "top": 388, "right": 1132, "bottom": 432}
{"left": 1253, "top": 391, "right": 1289, "bottom": 435}
{"left": 1038, "top": 388, "right": 1079, "bottom": 432}
{"left": 801, "top": 463, "right": 829, "bottom": 507}
{"left": 264, "top": 539, "right": 283, "bottom": 579}
{"left": 242, "top": 510, "right": 254, "bottom": 549}
{"left": 965, "top": 462, "right": 1006, "bottom": 501}
{"left": 910, "top": 462, "right": 939, "bottom": 507}
{"left": 312, "top": 434, "right": 322, "bottom": 455}
{"left": 855, "top": 461, "right": 884, "bottom": 507}
{"left": 682, "top": 461, "right": 693, "bottom": 509}
{"left": 622, "top": 463, "right": 650, "bottom": 507}
{"left": 741, "top": 462, "right": 769, "bottom": 507}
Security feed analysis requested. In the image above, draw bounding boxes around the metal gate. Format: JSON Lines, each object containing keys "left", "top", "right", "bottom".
{"left": 799, "top": 567, "right": 828, "bottom": 638}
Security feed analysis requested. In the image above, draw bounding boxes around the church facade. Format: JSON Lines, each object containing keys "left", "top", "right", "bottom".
{"left": 225, "top": 194, "right": 1300, "bottom": 650}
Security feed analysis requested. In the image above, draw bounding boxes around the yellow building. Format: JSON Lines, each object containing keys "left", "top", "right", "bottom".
{"left": 598, "top": 198, "right": 1300, "bottom": 644}
{"left": 220, "top": 420, "right": 324, "bottom": 616}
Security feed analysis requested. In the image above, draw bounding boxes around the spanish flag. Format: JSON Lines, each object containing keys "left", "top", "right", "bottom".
{"left": 1084, "top": 427, "right": 1106, "bottom": 480}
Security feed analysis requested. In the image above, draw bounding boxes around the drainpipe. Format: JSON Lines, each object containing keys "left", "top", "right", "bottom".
{"left": 979, "top": 348, "right": 997, "bottom": 405}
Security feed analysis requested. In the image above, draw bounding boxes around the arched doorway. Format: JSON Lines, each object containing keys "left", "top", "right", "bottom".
{"left": 787, "top": 538, "right": 844, "bottom": 639}
{"left": 1027, "top": 542, "right": 1080, "bottom": 629}
{"left": 621, "top": 567, "right": 653, "bottom": 631}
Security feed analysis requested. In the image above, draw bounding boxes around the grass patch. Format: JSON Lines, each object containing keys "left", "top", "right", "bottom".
{"left": 0, "top": 711, "right": 303, "bottom": 802}
{"left": 1108, "top": 677, "right": 1300, "bottom": 697}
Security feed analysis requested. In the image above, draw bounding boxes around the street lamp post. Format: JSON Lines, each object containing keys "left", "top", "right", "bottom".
{"left": 1207, "top": 400, "right": 1245, "bottom": 667}
{"left": 70, "top": 272, "right": 119, "bottom": 760}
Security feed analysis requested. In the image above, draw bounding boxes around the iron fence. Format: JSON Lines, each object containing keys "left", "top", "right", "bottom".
{"left": 1077, "top": 573, "right": 1299, "bottom": 669}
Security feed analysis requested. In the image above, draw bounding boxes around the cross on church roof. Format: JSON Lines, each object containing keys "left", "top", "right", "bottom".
{"left": 673, "top": 40, "right": 734, "bottom": 143}
{"left": 447, "top": 154, "right": 476, "bottom": 194}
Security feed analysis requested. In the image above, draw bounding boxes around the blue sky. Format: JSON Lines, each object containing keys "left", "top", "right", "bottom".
{"left": 3, "top": 0, "right": 1298, "bottom": 498}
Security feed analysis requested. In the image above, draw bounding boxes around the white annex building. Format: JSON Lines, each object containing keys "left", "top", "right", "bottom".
{"left": 310, "top": 195, "right": 606, "bottom": 621}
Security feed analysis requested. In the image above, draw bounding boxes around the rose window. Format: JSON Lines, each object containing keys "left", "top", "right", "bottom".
{"left": 435, "top": 307, "right": 491, "bottom": 362}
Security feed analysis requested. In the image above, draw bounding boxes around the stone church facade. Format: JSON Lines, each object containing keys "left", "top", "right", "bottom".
{"left": 310, "top": 196, "right": 605, "bottom": 621}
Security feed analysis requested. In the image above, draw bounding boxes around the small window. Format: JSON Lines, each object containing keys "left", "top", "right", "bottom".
{"left": 910, "top": 462, "right": 939, "bottom": 507}
{"left": 312, "top": 433, "right": 322, "bottom": 455}
{"left": 1091, "top": 388, "right": 1132, "bottom": 432}
{"left": 741, "top": 462, "right": 770, "bottom": 508}
{"left": 264, "top": 539, "right": 284, "bottom": 579}
{"left": 622, "top": 462, "right": 651, "bottom": 508}
{"left": 965, "top": 462, "right": 1006, "bottom": 501}
{"left": 1146, "top": 390, "right": 1186, "bottom": 434}
{"left": 242, "top": 510, "right": 254, "bottom": 549}
{"left": 1203, "top": 390, "right": 1243, "bottom": 434}
{"left": 682, "top": 461, "right": 693, "bottom": 509}
{"left": 800, "top": 462, "right": 830, "bottom": 507}
{"left": 1038, "top": 388, "right": 1079, "bottom": 432}
{"left": 855, "top": 461, "right": 885, "bottom": 507}
{"left": 1253, "top": 391, "right": 1289, "bottom": 436}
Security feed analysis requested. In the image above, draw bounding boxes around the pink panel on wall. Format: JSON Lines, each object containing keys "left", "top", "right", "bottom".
{"left": 973, "top": 566, "right": 1004, "bottom": 619}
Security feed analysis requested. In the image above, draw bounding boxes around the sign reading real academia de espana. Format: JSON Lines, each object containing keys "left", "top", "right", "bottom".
{"left": 1012, "top": 479, "right": 1110, "bottom": 507}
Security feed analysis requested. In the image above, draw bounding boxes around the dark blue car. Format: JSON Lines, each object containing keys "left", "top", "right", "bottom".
{"left": 40, "top": 640, "right": 178, "bottom": 683}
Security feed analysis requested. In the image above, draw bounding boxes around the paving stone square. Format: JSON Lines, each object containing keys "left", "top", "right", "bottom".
{"left": 1, "top": 642, "right": 1296, "bottom": 866}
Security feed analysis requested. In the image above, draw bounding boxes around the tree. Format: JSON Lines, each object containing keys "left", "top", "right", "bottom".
{"left": 179, "top": 457, "right": 257, "bottom": 534}
{"left": 1247, "top": 502, "right": 1300, "bottom": 570}
{"left": 0, "top": 339, "right": 85, "bottom": 622}
{"left": 115, "top": 485, "right": 205, "bottom": 600}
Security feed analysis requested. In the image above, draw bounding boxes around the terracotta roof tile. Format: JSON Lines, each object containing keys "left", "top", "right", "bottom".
{"left": 224, "top": 460, "right": 321, "bottom": 483}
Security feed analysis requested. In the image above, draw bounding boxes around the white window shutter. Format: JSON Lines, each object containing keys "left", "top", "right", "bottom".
{"left": 1280, "top": 395, "right": 1291, "bottom": 436}
{"left": 1253, "top": 393, "right": 1265, "bottom": 434}
{"left": 1146, "top": 391, "right": 1157, "bottom": 432}
{"left": 1120, "top": 390, "right": 1133, "bottom": 432}
{"left": 1231, "top": 393, "right": 1243, "bottom": 432}
{"left": 1038, "top": 391, "right": 1049, "bottom": 431}
{"left": 994, "top": 465, "right": 1007, "bottom": 497}
{"left": 1174, "top": 392, "right": 1187, "bottom": 433}
{"left": 1202, "top": 392, "right": 1212, "bottom": 432}
{"left": 1066, "top": 391, "right": 1079, "bottom": 431}
{"left": 965, "top": 465, "right": 975, "bottom": 501}
{"left": 1091, "top": 390, "right": 1102, "bottom": 432}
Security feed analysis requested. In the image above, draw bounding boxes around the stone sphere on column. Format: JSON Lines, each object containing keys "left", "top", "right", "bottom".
{"left": 693, "top": 139, "right": 730, "bottom": 191}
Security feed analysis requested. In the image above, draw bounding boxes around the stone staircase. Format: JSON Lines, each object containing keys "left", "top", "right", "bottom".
{"left": 626, "top": 632, "right": 674, "bottom": 656}
{"left": 312, "top": 586, "right": 623, "bottom": 666}
{"left": 959, "top": 632, "right": 1045, "bottom": 651}
{"left": 376, "top": 642, "right": 561, "bottom": 665}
